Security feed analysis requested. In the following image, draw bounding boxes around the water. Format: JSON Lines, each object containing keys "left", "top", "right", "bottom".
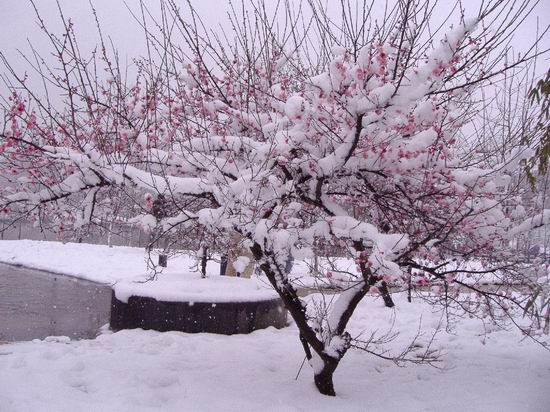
{"left": 0, "top": 263, "right": 112, "bottom": 342}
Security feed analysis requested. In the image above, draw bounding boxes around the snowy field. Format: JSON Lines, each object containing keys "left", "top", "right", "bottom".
{"left": 0, "top": 239, "right": 549, "bottom": 411}
{"left": 0, "top": 239, "right": 308, "bottom": 283}
{"left": 0, "top": 293, "right": 549, "bottom": 411}
{"left": 0, "top": 239, "right": 212, "bottom": 284}
{"left": 0, "top": 239, "right": 501, "bottom": 289}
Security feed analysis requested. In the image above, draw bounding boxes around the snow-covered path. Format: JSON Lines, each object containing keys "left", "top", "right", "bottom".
{"left": 1, "top": 292, "right": 549, "bottom": 412}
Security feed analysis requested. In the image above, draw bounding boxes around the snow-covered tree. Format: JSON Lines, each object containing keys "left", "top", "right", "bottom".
{"left": 1, "top": 0, "right": 548, "bottom": 395}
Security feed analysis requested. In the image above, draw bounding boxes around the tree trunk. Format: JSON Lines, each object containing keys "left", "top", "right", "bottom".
{"left": 379, "top": 281, "right": 395, "bottom": 308}
{"left": 200, "top": 246, "right": 208, "bottom": 278}
{"left": 107, "top": 220, "right": 113, "bottom": 247}
{"left": 314, "top": 358, "right": 338, "bottom": 396}
{"left": 250, "top": 241, "right": 352, "bottom": 397}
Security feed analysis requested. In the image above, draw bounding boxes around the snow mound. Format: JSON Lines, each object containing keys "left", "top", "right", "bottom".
{"left": 114, "top": 272, "right": 278, "bottom": 303}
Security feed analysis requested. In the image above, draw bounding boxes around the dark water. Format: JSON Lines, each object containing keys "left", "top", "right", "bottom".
{"left": 0, "top": 263, "right": 112, "bottom": 342}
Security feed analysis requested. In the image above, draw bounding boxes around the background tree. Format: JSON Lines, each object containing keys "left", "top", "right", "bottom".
{"left": 526, "top": 68, "right": 550, "bottom": 180}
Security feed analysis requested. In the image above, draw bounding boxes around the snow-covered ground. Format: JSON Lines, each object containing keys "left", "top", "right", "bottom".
{"left": 0, "top": 239, "right": 309, "bottom": 284}
{"left": 0, "top": 240, "right": 280, "bottom": 302}
{"left": 0, "top": 292, "right": 548, "bottom": 412}
{"left": 0, "top": 240, "right": 325, "bottom": 301}
{"left": 0, "top": 239, "right": 211, "bottom": 284}
{"left": 0, "top": 239, "right": 549, "bottom": 411}
{"left": 0, "top": 239, "right": 500, "bottom": 290}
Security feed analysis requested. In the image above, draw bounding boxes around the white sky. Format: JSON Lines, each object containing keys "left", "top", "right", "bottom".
{"left": 0, "top": 0, "right": 548, "bottom": 98}
{"left": 1, "top": 1, "right": 548, "bottom": 62}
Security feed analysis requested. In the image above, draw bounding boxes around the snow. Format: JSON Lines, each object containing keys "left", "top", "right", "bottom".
{"left": 509, "top": 209, "right": 550, "bottom": 237}
{"left": 404, "top": 128, "right": 438, "bottom": 152}
{"left": 0, "top": 240, "right": 278, "bottom": 303}
{"left": 0, "top": 240, "right": 208, "bottom": 284}
{"left": 0, "top": 240, "right": 510, "bottom": 291}
{"left": 232, "top": 255, "right": 251, "bottom": 275}
{"left": 114, "top": 273, "right": 277, "bottom": 303}
{"left": 368, "top": 83, "right": 396, "bottom": 106}
{"left": 114, "top": 164, "right": 211, "bottom": 196}
{"left": 0, "top": 241, "right": 548, "bottom": 410}
{"left": 285, "top": 95, "right": 309, "bottom": 119}
{"left": 0, "top": 293, "right": 548, "bottom": 411}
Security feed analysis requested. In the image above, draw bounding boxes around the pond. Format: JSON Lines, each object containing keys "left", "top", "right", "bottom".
{"left": 0, "top": 263, "right": 111, "bottom": 342}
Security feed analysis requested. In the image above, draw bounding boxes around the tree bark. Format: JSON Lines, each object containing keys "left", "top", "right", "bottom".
{"left": 314, "top": 358, "right": 338, "bottom": 396}
{"left": 250, "top": 241, "right": 347, "bottom": 396}
{"left": 379, "top": 281, "right": 395, "bottom": 308}
{"left": 200, "top": 246, "right": 208, "bottom": 278}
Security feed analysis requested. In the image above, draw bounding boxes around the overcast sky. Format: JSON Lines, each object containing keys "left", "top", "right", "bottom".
{"left": 0, "top": 0, "right": 548, "bottom": 96}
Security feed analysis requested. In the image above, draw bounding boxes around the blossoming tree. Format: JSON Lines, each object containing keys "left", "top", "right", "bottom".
{"left": 1, "top": 0, "right": 548, "bottom": 395}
